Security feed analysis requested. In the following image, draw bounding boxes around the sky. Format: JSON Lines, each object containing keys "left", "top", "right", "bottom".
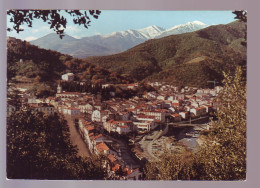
{"left": 6, "top": 10, "right": 236, "bottom": 41}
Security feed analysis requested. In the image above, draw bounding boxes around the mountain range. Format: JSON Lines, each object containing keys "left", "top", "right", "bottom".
{"left": 84, "top": 21, "right": 247, "bottom": 87}
{"left": 8, "top": 20, "right": 247, "bottom": 88}
{"left": 30, "top": 21, "right": 207, "bottom": 58}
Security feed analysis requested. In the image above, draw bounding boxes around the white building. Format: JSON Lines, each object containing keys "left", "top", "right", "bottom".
{"left": 133, "top": 121, "right": 156, "bottom": 131}
{"left": 61, "top": 73, "right": 74, "bottom": 81}
{"left": 78, "top": 103, "right": 94, "bottom": 114}
{"left": 63, "top": 107, "right": 81, "bottom": 116}
{"left": 190, "top": 107, "right": 207, "bottom": 117}
{"left": 104, "top": 120, "right": 134, "bottom": 134}
{"left": 116, "top": 125, "right": 131, "bottom": 135}
{"left": 141, "top": 109, "right": 166, "bottom": 123}
{"left": 179, "top": 111, "right": 189, "bottom": 120}
{"left": 29, "top": 103, "right": 55, "bottom": 116}
{"left": 92, "top": 110, "right": 109, "bottom": 122}
{"left": 7, "top": 104, "right": 16, "bottom": 116}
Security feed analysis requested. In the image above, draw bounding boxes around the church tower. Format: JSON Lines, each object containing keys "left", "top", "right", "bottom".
{"left": 57, "top": 82, "right": 62, "bottom": 93}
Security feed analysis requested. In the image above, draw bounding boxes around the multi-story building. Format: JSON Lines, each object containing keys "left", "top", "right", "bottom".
{"left": 29, "top": 103, "right": 55, "bottom": 116}
{"left": 141, "top": 109, "right": 166, "bottom": 123}
{"left": 61, "top": 72, "right": 74, "bottom": 81}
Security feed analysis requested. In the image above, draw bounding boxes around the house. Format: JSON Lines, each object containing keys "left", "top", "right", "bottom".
{"left": 45, "top": 97, "right": 57, "bottom": 106}
{"left": 126, "top": 83, "right": 138, "bottom": 89}
{"left": 104, "top": 119, "right": 116, "bottom": 133}
{"left": 95, "top": 142, "right": 117, "bottom": 156}
{"left": 61, "top": 72, "right": 74, "bottom": 81}
{"left": 117, "top": 111, "right": 131, "bottom": 121}
{"left": 191, "top": 101, "right": 199, "bottom": 108}
{"left": 107, "top": 154, "right": 118, "bottom": 164}
{"left": 7, "top": 104, "right": 16, "bottom": 116}
{"left": 133, "top": 114, "right": 158, "bottom": 131}
{"left": 146, "top": 92, "right": 157, "bottom": 99}
{"left": 141, "top": 109, "right": 166, "bottom": 123}
{"left": 172, "top": 102, "right": 180, "bottom": 108}
{"left": 78, "top": 119, "right": 93, "bottom": 139}
{"left": 133, "top": 121, "right": 155, "bottom": 131}
{"left": 89, "top": 134, "right": 106, "bottom": 152}
{"left": 179, "top": 111, "right": 189, "bottom": 120}
{"left": 29, "top": 103, "right": 55, "bottom": 116}
{"left": 167, "top": 95, "right": 176, "bottom": 101}
{"left": 27, "top": 96, "right": 38, "bottom": 104}
{"left": 116, "top": 125, "right": 131, "bottom": 135}
{"left": 168, "top": 107, "right": 176, "bottom": 113}
{"left": 163, "top": 100, "right": 172, "bottom": 109}
{"left": 78, "top": 103, "right": 94, "bottom": 114}
{"left": 92, "top": 110, "right": 110, "bottom": 122}
{"left": 63, "top": 107, "right": 81, "bottom": 116}
{"left": 124, "top": 168, "right": 143, "bottom": 180}
{"left": 102, "top": 84, "right": 110, "bottom": 88}
{"left": 134, "top": 114, "right": 155, "bottom": 122}
{"left": 171, "top": 113, "right": 182, "bottom": 122}
{"left": 104, "top": 120, "right": 134, "bottom": 133}
{"left": 175, "top": 94, "right": 185, "bottom": 100}
{"left": 126, "top": 108, "right": 138, "bottom": 115}
{"left": 202, "top": 105, "right": 213, "bottom": 113}
{"left": 190, "top": 107, "right": 207, "bottom": 117}
{"left": 157, "top": 94, "right": 167, "bottom": 101}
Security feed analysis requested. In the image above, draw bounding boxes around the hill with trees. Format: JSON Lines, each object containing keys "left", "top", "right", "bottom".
{"left": 85, "top": 21, "right": 246, "bottom": 88}
{"left": 7, "top": 37, "right": 133, "bottom": 97}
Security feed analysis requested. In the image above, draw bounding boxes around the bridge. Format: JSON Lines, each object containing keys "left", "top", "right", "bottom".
{"left": 168, "top": 123, "right": 210, "bottom": 131}
{"left": 166, "top": 116, "right": 210, "bottom": 130}
{"left": 168, "top": 115, "right": 208, "bottom": 124}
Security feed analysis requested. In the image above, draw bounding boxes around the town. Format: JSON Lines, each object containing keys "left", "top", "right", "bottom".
{"left": 7, "top": 72, "right": 222, "bottom": 180}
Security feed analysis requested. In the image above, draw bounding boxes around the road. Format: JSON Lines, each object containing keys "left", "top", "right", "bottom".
{"left": 64, "top": 115, "right": 91, "bottom": 158}
{"left": 104, "top": 134, "right": 140, "bottom": 168}
{"left": 138, "top": 130, "right": 162, "bottom": 161}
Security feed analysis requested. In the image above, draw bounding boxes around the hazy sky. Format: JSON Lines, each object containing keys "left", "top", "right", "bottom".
{"left": 7, "top": 10, "right": 236, "bottom": 41}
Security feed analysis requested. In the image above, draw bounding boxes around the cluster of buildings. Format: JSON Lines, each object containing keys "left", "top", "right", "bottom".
{"left": 7, "top": 77, "right": 222, "bottom": 179}
{"left": 8, "top": 80, "right": 222, "bottom": 135}
{"left": 77, "top": 118, "right": 143, "bottom": 180}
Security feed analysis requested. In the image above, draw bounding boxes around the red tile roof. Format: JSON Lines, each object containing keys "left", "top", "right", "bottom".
{"left": 112, "top": 164, "right": 120, "bottom": 172}
{"left": 96, "top": 142, "right": 110, "bottom": 152}
{"left": 107, "top": 154, "right": 117, "bottom": 163}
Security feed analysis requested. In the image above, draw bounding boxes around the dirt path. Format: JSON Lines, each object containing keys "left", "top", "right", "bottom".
{"left": 64, "top": 115, "right": 91, "bottom": 158}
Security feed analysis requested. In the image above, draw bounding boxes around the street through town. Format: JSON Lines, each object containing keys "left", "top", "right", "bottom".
{"left": 65, "top": 115, "right": 91, "bottom": 157}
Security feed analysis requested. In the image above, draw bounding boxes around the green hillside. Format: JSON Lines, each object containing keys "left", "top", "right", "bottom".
{"left": 7, "top": 37, "right": 133, "bottom": 97}
{"left": 85, "top": 21, "right": 246, "bottom": 88}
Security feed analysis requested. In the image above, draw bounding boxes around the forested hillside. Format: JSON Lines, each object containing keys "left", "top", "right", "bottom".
{"left": 85, "top": 21, "right": 246, "bottom": 88}
{"left": 7, "top": 37, "right": 133, "bottom": 97}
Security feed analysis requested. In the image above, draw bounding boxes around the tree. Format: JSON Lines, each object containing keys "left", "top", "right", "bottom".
{"left": 233, "top": 10, "right": 247, "bottom": 47}
{"left": 232, "top": 10, "right": 247, "bottom": 22}
{"left": 7, "top": 10, "right": 101, "bottom": 38}
{"left": 7, "top": 110, "right": 106, "bottom": 179}
{"left": 194, "top": 66, "right": 246, "bottom": 180}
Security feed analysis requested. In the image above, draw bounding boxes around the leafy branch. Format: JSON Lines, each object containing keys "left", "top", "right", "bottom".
{"left": 7, "top": 10, "right": 101, "bottom": 39}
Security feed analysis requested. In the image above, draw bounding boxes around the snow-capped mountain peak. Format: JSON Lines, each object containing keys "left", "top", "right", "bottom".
{"left": 156, "top": 21, "right": 207, "bottom": 38}
{"left": 31, "top": 21, "right": 209, "bottom": 58}
{"left": 137, "top": 25, "right": 165, "bottom": 39}
{"left": 191, "top": 21, "right": 207, "bottom": 26}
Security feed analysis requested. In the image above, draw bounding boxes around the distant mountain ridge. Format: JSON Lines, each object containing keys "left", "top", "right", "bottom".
{"left": 156, "top": 21, "right": 207, "bottom": 38}
{"left": 30, "top": 21, "right": 208, "bottom": 58}
{"left": 84, "top": 21, "right": 247, "bottom": 88}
